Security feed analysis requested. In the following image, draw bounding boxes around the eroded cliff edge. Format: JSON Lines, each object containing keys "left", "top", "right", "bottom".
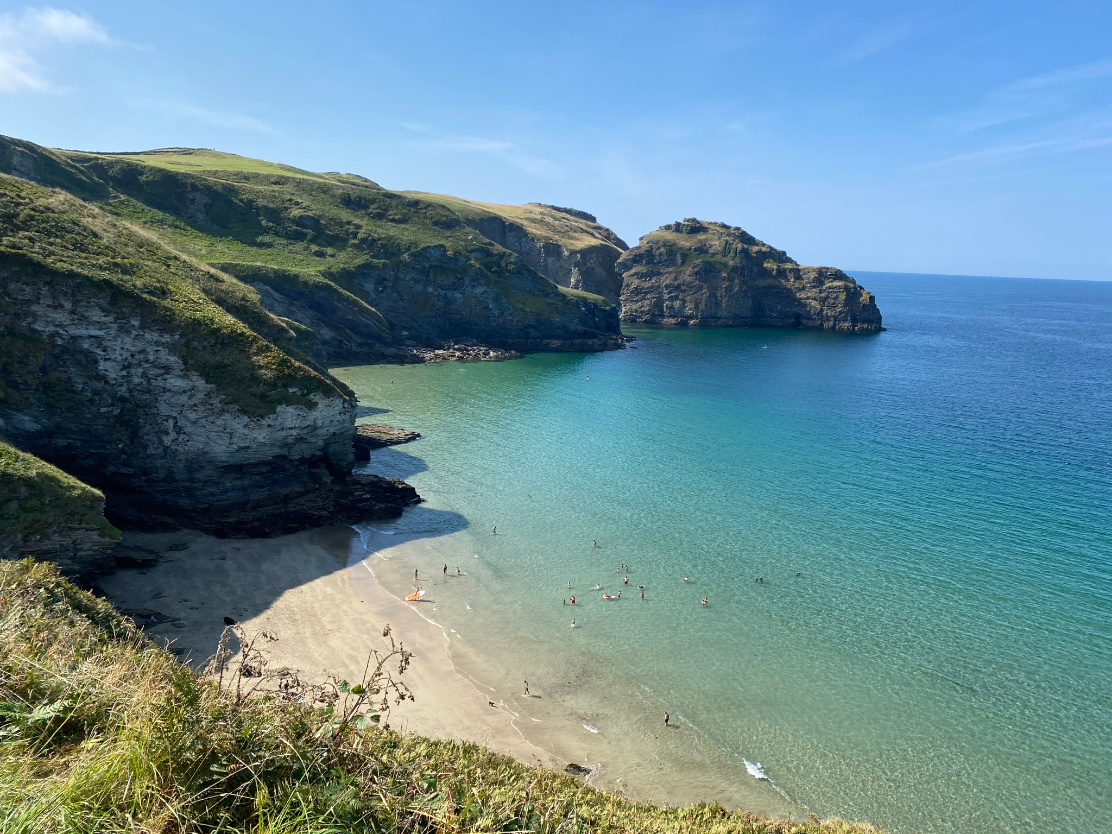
{"left": 0, "top": 173, "right": 417, "bottom": 576}
{"left": 618, "top": 219, "right": 882, "bottom": 332}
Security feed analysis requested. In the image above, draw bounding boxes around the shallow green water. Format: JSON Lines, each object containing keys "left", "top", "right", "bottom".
{"left": 333, "top": 273, "right": 1112, "bottom": 834}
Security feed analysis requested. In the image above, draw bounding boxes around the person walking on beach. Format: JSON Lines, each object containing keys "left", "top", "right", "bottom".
{"left": 414, "top": 569, "right": 418, "bottom": 582}
{"left": 456, "top": 567, "right": 461, "bottom": 576}
{"left": 664, "top": 711, "right": 670, "bottom": 727}
{"left": 524, "top": 680, "right": 530, "bottom": 696}
{"left": 443, "top": 564, "right": 448, "bottom": 577}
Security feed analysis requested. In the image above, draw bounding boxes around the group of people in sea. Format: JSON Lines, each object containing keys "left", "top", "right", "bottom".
{"left": 560, "top": 545, "right": 803, "bottom": 628}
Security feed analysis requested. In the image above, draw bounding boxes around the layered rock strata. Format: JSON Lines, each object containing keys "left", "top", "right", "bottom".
{"left": 618, "top": 219, "right": 882, "bottom": 332}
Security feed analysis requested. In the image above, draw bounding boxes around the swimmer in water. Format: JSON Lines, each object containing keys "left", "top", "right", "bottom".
{"left": 593, "top": 584, "right": 602, "bottom": 591}
{"left": 593, "top": 540, "right": 598, "bottom": 548}
{"left": 683, "top": 577, "right": 690, "bottom": 583}
{"left": 571, "top": 619, "right": 576, "bottom": 628}
{"left": 571, "top": 596, "right": 576, "bottom": 604}
{"left": 796, "top": 572, "right": 801, "bottom": 577}
{"left": 623, "top": 576, "right": 629, "bottom": 584}
{"left": 640, "top": 590, "right": 645, "bottom": 599}
{"left": 701, "top": 598, "right": 708, "bottom": 606}
{"left": 637, "top": 585, "right": 645, "bottom": 590}
{"left": 568, "top": 582, "right": 572, "bottom": 589}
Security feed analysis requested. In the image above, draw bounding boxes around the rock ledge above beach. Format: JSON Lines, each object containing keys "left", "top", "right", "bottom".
{"left": 353, "top": 424, "right": 421, "bottom": 461}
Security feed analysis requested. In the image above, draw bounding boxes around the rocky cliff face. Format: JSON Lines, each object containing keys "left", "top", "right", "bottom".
{"left": 618, "top": 219, "right": 882, "bottom": 332}
{"left": 0, "top": 174, "right": 418, "bottom": 567}
{"left": 404, "top": 194, "right": 629, "bottom": 303}
{"left": 0, "top": 136, "right": 623, "bottom": 361}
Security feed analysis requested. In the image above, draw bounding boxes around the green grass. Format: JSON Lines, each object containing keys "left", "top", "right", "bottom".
{"left": 0, "top": 441, "right": 119, "bottom": 544}
{"left": 0, "top": 559, "right": 881, "bottom": 834}
{"left": 405, "top": 191, "right": 625, "bottom": 252}
{"left": 0, "top": 175, "right": 342, "bottom": 418}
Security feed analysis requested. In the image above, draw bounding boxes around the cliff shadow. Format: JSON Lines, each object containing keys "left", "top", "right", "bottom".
{"left": 357, "top": 446, "right": 429, "bottom": 481}
{"left": 97, "top": 500, "right": 469, "bottom": 672}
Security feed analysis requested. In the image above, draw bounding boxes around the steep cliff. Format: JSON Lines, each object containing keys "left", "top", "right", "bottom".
{"left": 618, "top": 219, "right": 882, "bottom": 332}
{"left": 0, "top": 440, "right": 119, "bottom": 579}
{"left": 404, "top": 193, "right": 629, "bottom": 303}
{"left": 0, "top": 173, "right": 417, "bottom": 551}
{"left": 0, "top": 136, "right": 622, "bottom": 362}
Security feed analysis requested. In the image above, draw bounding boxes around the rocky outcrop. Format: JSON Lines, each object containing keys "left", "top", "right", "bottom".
{"left": 0, "top": 440, "right": 119, "bottom": 581}
{"left": 618, "top": 219, "right": 882, "bottom": 332}
{"left": 462, "top": 212, "right": 627, "bottom": 303}
{"left": 1, "top": 174, "right": 419, "bottom": 554}
{"left": 353, "top": 424, "right": 421, "bottom": 460}
{"left": 405, "top": 194, "right": 629, "bottom": 303}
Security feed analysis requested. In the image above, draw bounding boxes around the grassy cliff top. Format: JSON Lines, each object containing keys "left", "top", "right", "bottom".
{"left": 634, "top": 219, "right": 796, "bottom": 266}
{"left": 73, "top": 147, "right": 375, "bottom": 186}
{"left": 0, "top": 440, "right": 119, "bottom": 543}
{"left": 403, "top": 191, "right": 629, "bottom": 252}
{"left": 0, "top": 173, "right": 346, "bottom": 416}
{"left": 0, "top": 557, "right": 881, "bottom": 834}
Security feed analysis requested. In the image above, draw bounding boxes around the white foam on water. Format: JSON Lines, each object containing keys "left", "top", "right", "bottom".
{"left": 583, "top": 724, "right": 599, "bottom": 734}
{"left": 744, "top": 759, "right": 770, "bottom": 781}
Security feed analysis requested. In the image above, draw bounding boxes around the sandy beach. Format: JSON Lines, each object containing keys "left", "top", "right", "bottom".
{"left": 99, "top": 526, "right": 552, "bottom": 770}
{"left": 99, "top": 523, "right": 792, "bottom": 814}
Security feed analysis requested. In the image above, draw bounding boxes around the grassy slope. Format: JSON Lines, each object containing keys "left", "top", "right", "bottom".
{"left": 404, "top": 192, "right": 626, "bottom": 252}
{"left": 53, "top": 146, "right": 613, "bottom": 325}
{"left": 0, "top": 558, "right": 879, "bottom": 834}
{"left": 0, "top": 173, "right": 345, "bottom": 418}
{"left": 0, "top": 442, "right": 119, "bottom": 544}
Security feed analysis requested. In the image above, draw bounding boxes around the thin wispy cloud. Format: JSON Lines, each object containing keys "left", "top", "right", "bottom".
{"left": 412, "top": 131, "right": 562, "bottom": 179}
{"left": 1008, "top": 58, "right": 1112, "bottom": 92}
{"left": 921, "top": 108, "right": 1112, "bottom": 170}
{"left": 0, "top": 7, "right": 113, "bottom": 92}
{"left": 138, "top": 100, "right": 275, "bottom": 134}
{"left": 837, "top": 19, "right": 917, "bottom": 65}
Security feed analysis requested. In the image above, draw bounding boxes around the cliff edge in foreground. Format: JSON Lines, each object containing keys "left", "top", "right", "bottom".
{"left": 618, "top": 219, "right": 882, "bottom": 332}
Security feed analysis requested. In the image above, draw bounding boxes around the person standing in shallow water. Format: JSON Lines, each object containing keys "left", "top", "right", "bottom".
{"left": 493, "top": 526, "right": 497, "bottom": 535}
{"left": 664, "top": 711, "right": 670, "bottom": 727}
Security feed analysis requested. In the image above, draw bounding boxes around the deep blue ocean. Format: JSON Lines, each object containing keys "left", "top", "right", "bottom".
{"left": 334, "top": 273, "right": 1112, "bottom": 834}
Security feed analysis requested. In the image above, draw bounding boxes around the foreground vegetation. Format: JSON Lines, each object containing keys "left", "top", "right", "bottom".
{"left": 0, "top": 559, "right": 879, "bottom": 833}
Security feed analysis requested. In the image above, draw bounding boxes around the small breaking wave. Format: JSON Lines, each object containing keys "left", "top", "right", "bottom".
{"left": 583, "top": 724, "right": 599, "bottom": 734}
{"left": 744, "top": 758, "right": 769, "bottom": 781}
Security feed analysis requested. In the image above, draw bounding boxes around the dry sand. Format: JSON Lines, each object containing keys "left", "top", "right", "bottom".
{"left": 99, "top": 525, "right": 554, "bottom": 770}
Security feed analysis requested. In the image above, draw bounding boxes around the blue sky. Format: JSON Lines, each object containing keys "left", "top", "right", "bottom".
{"left": 2, "top": 1, "right": 1110, "bottom": 280}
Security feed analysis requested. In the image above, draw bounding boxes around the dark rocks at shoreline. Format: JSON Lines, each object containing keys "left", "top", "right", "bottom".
{"left": 353, "top": 425, "right": 421, "bottom": 461}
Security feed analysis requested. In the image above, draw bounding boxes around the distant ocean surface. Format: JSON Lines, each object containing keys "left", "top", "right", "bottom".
{"left": 333, "top": 273, "right": 1112, "bottom": 834}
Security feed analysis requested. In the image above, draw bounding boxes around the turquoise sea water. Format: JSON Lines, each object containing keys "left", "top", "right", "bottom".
{"left": 333, "top": 273, "right": 1112, "bottom": 834}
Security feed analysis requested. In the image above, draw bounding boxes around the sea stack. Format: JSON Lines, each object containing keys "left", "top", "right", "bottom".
{"left": 617, "top": 219, "right": 882, "bottom": 332}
